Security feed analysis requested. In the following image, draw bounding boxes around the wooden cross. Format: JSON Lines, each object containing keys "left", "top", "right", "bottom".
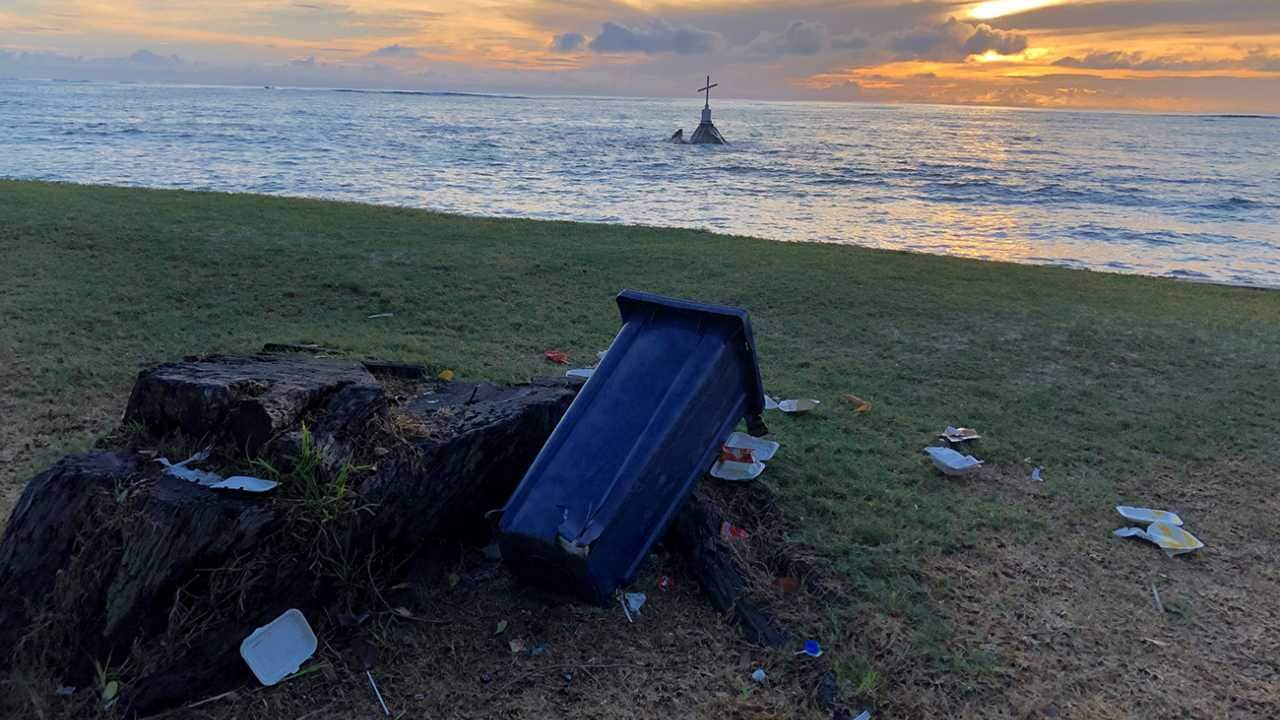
{"left": 698, "top": 75, "right": 718, "bottom": 109}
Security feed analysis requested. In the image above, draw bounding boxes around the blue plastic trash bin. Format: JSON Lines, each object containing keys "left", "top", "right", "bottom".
{"left": 497, "top": 289, "right": 765, "bottom": 604}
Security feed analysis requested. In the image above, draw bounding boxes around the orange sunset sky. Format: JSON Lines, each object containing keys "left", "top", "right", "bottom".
{"left": 2, "top": 0, "right": 1278, "bottom": 112}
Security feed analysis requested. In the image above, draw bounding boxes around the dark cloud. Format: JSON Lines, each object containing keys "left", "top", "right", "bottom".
{"left": 550, "top": 32, "right": 586, "bottom": 53}
{"left": 1055, "top": 49, "right": 1280, "bottom": 72}
{"left": 744, "top": 20, "right": 828, "bottom": 56}
{"left": 890, "top": 18, "right": 1027, "bottom": 61}
{"left": 588, "top": 20, "right": 724, "bottom": 55}
{"left": 733, "top": 19, "right": 868, "bottom": 58}
{"left": 368, "top": 44, "right": 419, "bottom": 58}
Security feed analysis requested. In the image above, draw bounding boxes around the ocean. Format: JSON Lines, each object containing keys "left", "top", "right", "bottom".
{"left": 2, "top": 80, "right": 1278, "bottom": 287}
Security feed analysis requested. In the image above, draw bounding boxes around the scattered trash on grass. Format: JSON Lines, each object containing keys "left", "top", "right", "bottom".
{"left": 367, "top": 671, "right": 390, "bottom": 717}
{"left": 1030, "top": 466, "right": 1044, "bottom": 482}
{"left": 923, "top": 446, "right": 984, "bottom": 476}
{"left": 624, "top": 592, "right": 647, "bottom": 618}
{"left": 719, "top": 521, "right": 750, "bottom": 542}
{"left": 1116, "top": 506, "right": 1183, "bottom": 526}
{"left": 710, "top": 453, "right": 766, "bottom": 482}
{"left": 543, "top": 350, "right": 570, "bottom": 365}
{"left": 853, "top": 711, "right": 872, "bottom": 720}
{"left": 366, "top": 313, "right": 394, "bottom": 320}
{"left": 798, "top": 640, "right": 823, "bottom": 658}
{"left": 209, "top": 476, "right": 278, "bottom": 493}
{"left": 494, "top": 620, "right": 508, "bottom": 635}
{"left": 725, "top": 432, "right": 779, "bottom": 461}
{"left": 530, "top": 643, "right": 547, "bottom": 657}
{"left": 240, "top": 609, "right": 318, "bottom": 686}
{"left": 763, "top": 394, "right": 780, "bottom": 411}
{"left": 778, "top": 398, "right": 820, "bottom": 413}
{"left": 843, "top": 394, "right": 872, "bottom": 413}
{"left": 155, "top": 450, "right": 222, "bottom": 486}
{"left": 437, "top": 369, "right": 455, "bottom": 381}
{"left": 508, "top": 639, "right": 526, "bottom": 654}
{"left": 751, "top": 668, "right": 767, "bottom": 683}
{"left": 565, "top": 368, "right": 595, "bottom": 379}
{"left": 657, "top": 575, "right": 673, "bottom": 592}
{"left": 1113, "top": 522, "right": 1204, "bottom": 557}
{"left": 1151, "top": 582, "right": 1165, "bottom": 613}
{"left": 940, "top": 426, "right": 981, "bottom": 443}
{"left": 55, "top": 686, "right": 76, "bottom": 696}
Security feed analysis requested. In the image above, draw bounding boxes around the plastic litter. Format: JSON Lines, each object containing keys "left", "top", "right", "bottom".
{"left": 763, "top": 394, "right": 780, "bottom": 411}
{"left": 725, "top": 432, "right": 779, "bottom": 461}
{"left": 239, "top": 609, "right": 318, "bottom": 686}
{"left": 751, "top": 668, "right": 767, "bottom": 683}
{"left": 565, "top": 368, "right": 595, "bottom": 379}
{"left": 508, "top": 638, "right": 527, "bottom": 654}
{"left": 366, "top": 312, "right": 394, "bottom": 320}
{"left": 853, "top": 711, "right": 872, "bottom": 720}
{"left": 1114, "top": 522, "right": 1204, "bottom": 557}
{"left": 1116, "top": 506, "right": 1183, "bottom": 526}
{"left": 494, "top": 620, "right": 508, "bottom": 635}
{"left": 923, "top": 446, "right": 984, "bottom": 476}
{"left": 625, "top": 592, "right": 646, "bottom": 615}
{"left": 710, "top": 454, "right": 766, "bottom": 482}
{"left": 777, "top": 398, "right": 820, "bottom": 413}
{"left": 367, "top": 671, "right": 390, "bottom": 717}
{"left": 843, "top": 394, "right": 872, "bottom": 413}
{"left": 657, "top": 575, "right": 673, "bottom": 592}
{"left": 210, "top": 476, "right": 278, "bottom": 493}
{"left": 1030, "top": 467, "right": 1044, "bottom": 482}
{"left": 719, "top": 521, "right": 750, "bottom": 542}
{"left": 798, "top": 639, "right": 823, "bottom": 658}
{"left": 437, "top": 369, "right": 455, "bottom": 381}
{"left": 155, "top": 450, "right": 221, "bottom": 487}
{"left": 940, "top": 426, "right": 981, "bottom": 443}
{"left": 530, "top": 643, "right": 547, "bottom": 657}
{"left": 55, "top": 686, "right": 75, "bottom": 696}
{"left": 543, "top": 350, "right": 570, "bottom": 365}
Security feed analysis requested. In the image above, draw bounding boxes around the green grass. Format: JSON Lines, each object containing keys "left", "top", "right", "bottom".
{"left": 2, "top": 179, "right": 1278, "bottom": 704}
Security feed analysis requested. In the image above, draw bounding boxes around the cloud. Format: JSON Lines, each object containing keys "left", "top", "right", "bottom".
{"left": 744, "top": 20, "right": 828, "bottom": 56}
{"left": 587, "top": 20, "right": 724, "bottom": 55}
{"left": 890, "top": 18, "right": 1026, "bottom": 60}
{"left": 368, "top": 44, "right": 420, "bottom": 58}
{"left": 550, "top": 32, "right": 585, "bottom": 53}
{"left": 1053, "top": 48, "right": 1280, "bottom": 72}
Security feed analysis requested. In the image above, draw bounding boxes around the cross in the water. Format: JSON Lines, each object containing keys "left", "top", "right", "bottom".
{"left": 698, "top": 75, "right": 718, "bottom": 109}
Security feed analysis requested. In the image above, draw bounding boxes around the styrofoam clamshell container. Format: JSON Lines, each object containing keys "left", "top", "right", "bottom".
{"left": 240, "top": 608, "right": 317, "bottom": 686}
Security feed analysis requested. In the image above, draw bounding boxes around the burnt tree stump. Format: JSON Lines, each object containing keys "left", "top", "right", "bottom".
{"left": 0, "top": 353, "right": 577, "bottom": 717}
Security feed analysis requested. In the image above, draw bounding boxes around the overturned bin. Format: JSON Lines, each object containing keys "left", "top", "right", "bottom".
{"left": 498, "top": 290, "right": 765, "bottom": 604}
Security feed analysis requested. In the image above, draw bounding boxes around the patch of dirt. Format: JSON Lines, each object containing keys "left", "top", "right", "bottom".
{"left": 182, "top": 546, "right": 827, "bottom": 720}
{"left": 897, "top": 459, "right": 1280, "bottom": 718}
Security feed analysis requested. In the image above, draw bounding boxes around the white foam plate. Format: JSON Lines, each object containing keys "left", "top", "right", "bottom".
{"left": 725, "top": 432, "right": 780, "bottom": 461}
{"left": 778, "top": 399, "right": 820, "bottom": 413}
{"left": 923, "top": 446, "right": 983, "bottom": 476}
{"left": 710, "top": 459, "right": 766, "bottom": 482}
{"left": 240, "top": 609, "right": 317, "bottom": 686}
{"left": 1116, "top": 506, "right": 1183, "bottom": 526}
{"left": 211, "top": 476, "right": 279, "bottom": 493}
{"left": 565, "top": 368, "right": 595, "bottom": 379}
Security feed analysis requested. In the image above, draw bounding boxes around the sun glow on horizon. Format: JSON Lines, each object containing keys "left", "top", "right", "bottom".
{"left": 969, "top": 0, "right": 1065, "bottom": 20}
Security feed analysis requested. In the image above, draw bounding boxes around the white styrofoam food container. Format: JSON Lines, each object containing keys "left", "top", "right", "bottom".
{"left": 240, "top": 609, "right": 318, "bottom": 686}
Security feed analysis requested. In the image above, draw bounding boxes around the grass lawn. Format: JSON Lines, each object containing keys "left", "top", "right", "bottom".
{"left": 2, "top": 179, "right": 1278, "bottom": 717}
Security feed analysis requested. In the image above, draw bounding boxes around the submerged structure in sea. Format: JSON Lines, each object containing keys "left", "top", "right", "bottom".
{"left": 669, "top": 75, "right": 727, "bottom": 145}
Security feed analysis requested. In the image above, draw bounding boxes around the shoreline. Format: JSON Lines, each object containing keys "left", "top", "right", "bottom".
{"left": 7, "top": 178, "right": 1277, "bottom": 292}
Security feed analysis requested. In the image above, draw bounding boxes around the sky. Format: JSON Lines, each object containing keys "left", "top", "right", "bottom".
{"left": 2, "top": 1, "right": 1279, "bottom": 112}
